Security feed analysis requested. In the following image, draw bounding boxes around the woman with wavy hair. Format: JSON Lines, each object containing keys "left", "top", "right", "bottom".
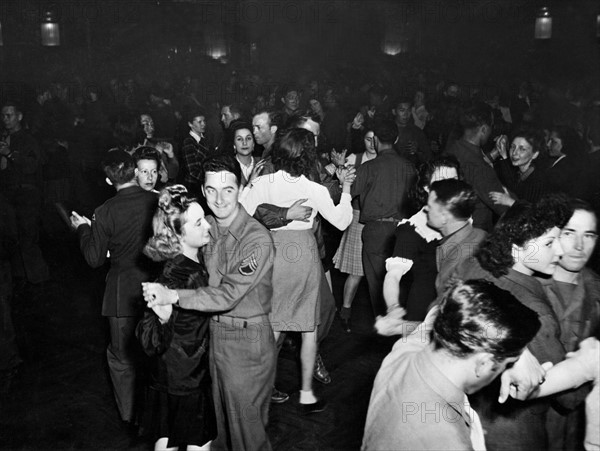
{"left": 240, "top": 127, "right": 354, "bottom": 414}
{"left": 451, "top": 194, "right": 574, "bottom": 450}
{"left": 136, "top": 185, "right": 216, "bottom": 451}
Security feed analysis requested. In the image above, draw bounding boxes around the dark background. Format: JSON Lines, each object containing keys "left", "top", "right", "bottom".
{"left": 1, "top": 0, "right": 599, "bottom": 90}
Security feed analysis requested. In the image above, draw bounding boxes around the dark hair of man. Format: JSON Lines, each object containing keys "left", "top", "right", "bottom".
{"left": 410, "top": 156, "right": 462, "bottom": 209}
{"left": 186, "top": 110, "right": 206, "bottom": 126}
{"left": 202, "top": 154, "right": 242, "bottom": 186}
{"left": 476, "top": 194, "right": 573, "bottom": 277}
{"left": 144, "top": 185, "right": 209, "bottom": 269}
{"left": 433, "top": 279, "right": 541, "bottom": 361}
{"left": 224, "top": 103, "right": 243, "bottom": 118}
{"left": 373, "top": 120, "right": 399, "bottom": 145}
{"left": 254, "top": 109, "right": 282, "bottom": 130}
{"left": 570, "top": 198, "right": 597, "bottom": 220}
{"left": 271, "top": 128, "right": 316, "bottom": 178}
{"left": 102, "top": 149, "right": 136, "bottom": 185}
{"left": 132, "top": 146, "right": 161, "bottom": 166}
{"left": 460, "top": 102, "right": 493, "bottom": 130}
{"left": 1, "top": 101, "right": 23, "bottom": 115}
{"left": 395, "top": 96, "right": 413, "bottom": 109}
{"left": 429, "top": 179, "right": 477, "bottom": 221}
{"left": 509, "top": 126, "right": 546, "bottom": 156}
{"left": 113, "top": 113, "right": 144, "bottom": 150}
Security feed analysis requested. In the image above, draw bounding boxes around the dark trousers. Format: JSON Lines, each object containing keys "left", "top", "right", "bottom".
{"left": 209, "top": 317, "right": 276, "bottom": 451}
{"left": 0, "top": 294, "right": 20, "bottom": 372}
{"left": 362, "top": 221, "right": 398, "bottom": 317}
{"left": 107, "top": 316, "right": 139, "bottom": 422}
{"left": 317, "top": 265, "right": 336, "bottom": 345}
{"left": 6, "top": 187, "right": 49, "bottom": 284}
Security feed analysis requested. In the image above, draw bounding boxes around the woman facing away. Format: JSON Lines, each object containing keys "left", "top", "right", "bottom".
{"left": 136, "top": 185, "right": 216, "bottom": 451}
{"left": 240, "top": 127, "right": 354, "bottom": 414}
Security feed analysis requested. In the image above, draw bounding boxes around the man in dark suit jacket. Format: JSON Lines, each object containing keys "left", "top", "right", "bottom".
{"left": 71, "top": 150, "right": 157, "bottom": 423}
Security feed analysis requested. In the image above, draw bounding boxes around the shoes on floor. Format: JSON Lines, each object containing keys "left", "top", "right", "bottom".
{"left": 339, "top": 307, "right": 351, "bottom": 333}
{"left": 299, "top": 398, "right": 328, "bottom": 415}
{"left": 271, "top": 387, "right": 289, "bottom": 404}
{"left": 313, "top": 354, "right": 332, "bottom": 384}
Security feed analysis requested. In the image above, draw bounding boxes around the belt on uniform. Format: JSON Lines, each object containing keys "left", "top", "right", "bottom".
{"left": 212, "top": 314, "right": 269, "bottom": 329}
{"left": 374, "top": 217, "right": 400, "bottom": 222}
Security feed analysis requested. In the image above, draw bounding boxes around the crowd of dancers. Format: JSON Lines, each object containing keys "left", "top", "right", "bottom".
{"left": 1, "top": 71, "right": 600, "bottom": 450}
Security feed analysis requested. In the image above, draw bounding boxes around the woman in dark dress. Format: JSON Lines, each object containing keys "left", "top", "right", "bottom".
{"left": 381, "top": 157, "right": 461, "bottom": 323}
{"left": 136, "top": 185, "right": 216, "bottom": 451}
{"left": 490, "top": 126, "right": 548, "bottom": 206}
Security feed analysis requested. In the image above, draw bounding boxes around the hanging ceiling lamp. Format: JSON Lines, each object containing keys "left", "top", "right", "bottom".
{"left": 41, "top": 10, "right": 60, "bottom": 46}
{"left": 534, "top": 7, "right": 552, "bottom": 40}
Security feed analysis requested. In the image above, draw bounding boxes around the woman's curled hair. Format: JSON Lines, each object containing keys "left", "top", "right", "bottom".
{"left": 476, "top": 193, "right": 572, "bottom": 277}
{"left": 144, "top": 185, "right": 197, "bottom": 261}
{"left": 271, "top": 128, "right": 317, "bottom": 178}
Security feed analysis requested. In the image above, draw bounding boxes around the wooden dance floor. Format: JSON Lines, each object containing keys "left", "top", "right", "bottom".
{"left": 0, "top": 232, "right": 395, "bottom": 450}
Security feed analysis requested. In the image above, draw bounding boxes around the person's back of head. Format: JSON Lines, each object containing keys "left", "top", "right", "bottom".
{"left": 272, "top": 128, "right": 316, "bottom": 178}
{"left": 460, "top": 102, "right": 493, "bottom": 131}
{"left": 373, "top": 120, "right": 398, "bottom": 146}
{"left": 103, "top": 149, "right": 136, "bottom": 186}
{"left": 429, "top": 179, "right": 477, "bottom": 221}
{"left": 433, "top": 279, "right": 541, "bottom": 361}
{"left": 112, "top": 113, "right": 144, "bottom": 150}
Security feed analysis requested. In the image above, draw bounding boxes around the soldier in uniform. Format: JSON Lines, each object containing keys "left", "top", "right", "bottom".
{"left": 143, "top": 154, "right": 277, "bottom": 451}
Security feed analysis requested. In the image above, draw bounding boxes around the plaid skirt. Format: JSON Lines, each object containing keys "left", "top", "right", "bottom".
{"left": 333, "top": 210, "right": 364, "bottom": 276}
{"left": 270, "top": 229, "right": 321, "bottom": 332}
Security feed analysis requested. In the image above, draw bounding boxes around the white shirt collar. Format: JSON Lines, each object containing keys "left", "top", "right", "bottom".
{"left": 189, "top": 130, "right": 203, "bottom": 143}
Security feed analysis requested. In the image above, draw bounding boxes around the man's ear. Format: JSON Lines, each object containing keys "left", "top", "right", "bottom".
{"left": 134, "top": 168, "right": 139, "bottom": 177}
{"left": 532, "top": 151, "right": 540, "bottom": 160}
{"left": 105, "top": 177, "right": 113, "bottom": 186}
{"left": 474, "top": 353, "right": 495, "bottom": 378}
{"left": 201, "top": 185, "right": 206, "bottom": 198}
{"left": 270, "top": 125, "right": 278, "bottom": 135}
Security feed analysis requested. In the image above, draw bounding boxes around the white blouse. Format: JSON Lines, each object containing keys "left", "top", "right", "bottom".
{"left": 240, "top": 170, "right": 353, "bottom": 231}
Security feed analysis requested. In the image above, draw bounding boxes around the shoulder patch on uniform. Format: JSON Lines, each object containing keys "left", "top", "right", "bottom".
{"left": 239, "top": 253, "right": 258, "bottom": 275}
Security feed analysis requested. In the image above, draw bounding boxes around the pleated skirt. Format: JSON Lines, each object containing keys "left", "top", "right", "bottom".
{"left": 333, "top": 210, "right": 364, "bottom": 276}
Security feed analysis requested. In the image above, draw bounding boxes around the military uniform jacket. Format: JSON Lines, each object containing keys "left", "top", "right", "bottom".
{"left": 178, "top": 206, "right": 274, "bottom": 318}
